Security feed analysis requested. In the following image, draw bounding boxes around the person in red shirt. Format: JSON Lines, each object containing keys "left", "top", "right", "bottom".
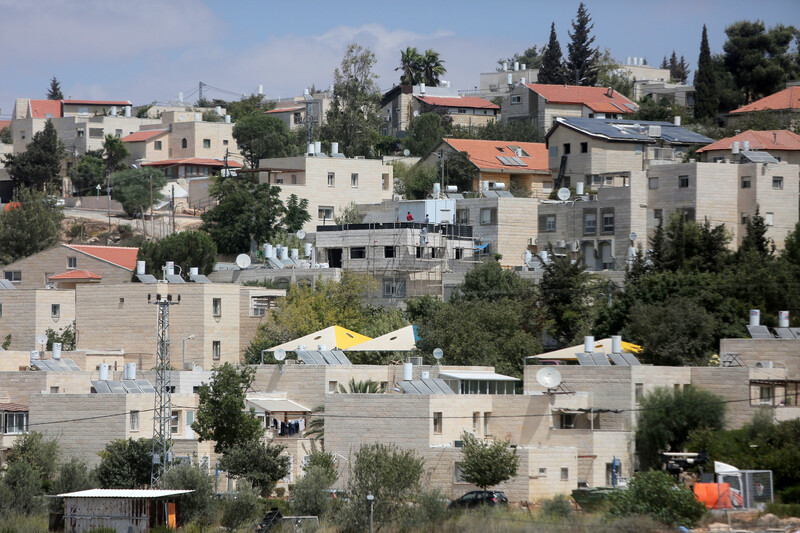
{"left": 406, "top": 212, "right": 413, "bottom": 221}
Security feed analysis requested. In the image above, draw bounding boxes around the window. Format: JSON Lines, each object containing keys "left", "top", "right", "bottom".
{"left": 251, "top": 296, "right": 273, "bottom": 317}
{"left": 678, "top": 175, "right": 689, "bottom": 188}
{"left": 203, "top": 139, "right": 211, "bottom": 148}
{"left": 171, "top": 411, "right": 181, "bottom": 434}
{"left": 648, "top": 177, "right": 659, "bottom": 189}
{"left": 635, "top": 383, "right": 644, "bottom": 403}
{"left": 560, "top": 414, "right": 576, "bottom": 429}
{"left": 50, "top": 386, "right": 59, "bottom": 394}
{"left": 89, "top": 128, "right": 104, "bottom": 138}
{"left": 5, "top": 412, "right": 27, "bottom": 434}
{"left": 318, "top": 206, "right": 334, "bottom": 220}
{"left": 713, "top": 156, "right": 725, "bottom": 163}
{"left": 328, "top": 381, "right": 337, "bottom": 393}
{"left": 584, "top": 211, "right": 597, "bottom": 235}
{"left": 766, "top": 212, "right": 774, "bottom": 226}
{"left": 115, "top": 129, "right": 123, "bottom": 137}
{"left": 51, "top": 304, "right": 60, "bottom": 319}
{"left": 76, "top": 129, "right": 84, "bottom": 138}
{"left": 179, "top": 138, "right": 187, "bottom": 149}
{"left": 0, "top": 303, "right": 3, "bottom": 317}
{"left": 327, "top": 172, "right": 335, "bottom": 186}
{"left": 539, "top": 468, "right": 547, "bottom": 476}
{"left": 511, "top": 95, "right": 521, "bottom": 104}
{"left": 67, "top": 256, "right": 77, "bottom": 269}
{"left": 384, "top": 246, "right": 395, "bottom": 258}
{"left": 759, "top": 386, "right": 772, "bottom": 405}
{"left": 635, "top": 143, "right": 643, "bottom": 155}
{"left": 455, "top": 248, "right": 463, "bottom": 260}
{"left": 294, "top": 112, "right": 303, "bottom": 124}
{"left": 581, "top": 142, "right": 588, "bottom": 153}
{"left": 654, "top": 209, "right": 663, "bottom": 220}
{"left": 563, "top": 143, "right": 571, "bottom": 155}
{"left": 773, "top": 176, "right": 784, "bottom": 190}
{"left": 350, "top": 247, "right": 366, "bottom": 259}
{"left": 549, "top": 145, "right": 558, "bottom": 157}
{"left": 433, "top": 412, "right": 442, "bottom": 434}
{"left": 383, "top": 279, "right": 406, "bottom": 298}
{"left": 546, "top": 215, "right": 556, "bottom": 231}
{"left": 4, "top": 271, "right": 21, "bottom": 282}
{"left": 291, "top": 174, "right": 297, "bottom": 184}
{"left": 458, "top": 108, "right": 467, "bottom": 114}
{"left": 212, "top": 341, "right": 221, "bottom": 360}
{"left": 454, "top": 462, "right": 468, "bottom": 482}
{"left": 351, "top": 173, "right": 358, "bottom": 187}
{"left": 741, "top": 213, "right": 749, "bottom": 225}
{"left": 480, "top": 208, "right": 496, "bottom": 225}
{"left": 542, "top": 180, "right": 554, "bottom": 192}
{"left": 212, "top": 298, "right": 222, "bottom": 316}
{"left": 456, "top": 208, "right": 469, "bottom": 225}
{"left": 154, "top": 140, "right": 162, "bottom": 150}
{"left": 561, "top": 467, "right": 569, "bottom": 481}
{"left": 130, "top": 410, "right": 139, "bottom": 431}
{"left": 680, "top": 207, "right": 696, "bottom": 223}
{"left": 473, "top": 412, "right": 480, "bottom": 432}
{"left": 741, "top": 176, "right": 751, "bottom": 189}
{"left": 484, "top": 412, "right": 491, "bottom": 435}
{"left": 382, "top": 173, "right": 390, "bottom": 190}
{"left": 602, "top": 209, "right": 615, "bottom": 233}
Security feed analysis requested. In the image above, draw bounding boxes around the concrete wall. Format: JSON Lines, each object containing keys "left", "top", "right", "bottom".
{"left": 0, "top": 289, "right": 76, "bottom": 350}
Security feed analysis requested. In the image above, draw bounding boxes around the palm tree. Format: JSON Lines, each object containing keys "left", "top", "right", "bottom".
{"left": 305, "top": 405, "right": 325, "bottom": 446}
{"left": 421, "top": 49, "right": 447, "bottom": 86}
{"left": 338, "top": 378, "right": 384, "bottom": 394}
{"left": 396, "top": 47, "right": 423, "bottom": 85}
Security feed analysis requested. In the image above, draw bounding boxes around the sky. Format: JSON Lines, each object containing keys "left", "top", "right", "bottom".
{"left": 1, "top": 0, "right": 798, "bottom": 118}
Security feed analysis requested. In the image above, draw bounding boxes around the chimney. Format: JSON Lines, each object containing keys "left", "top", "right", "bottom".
{"left": 606, "top": 87, "right": 613, "bottom": 97}
{"left": 773, "top": 132, "right": 778, "bottom": 144}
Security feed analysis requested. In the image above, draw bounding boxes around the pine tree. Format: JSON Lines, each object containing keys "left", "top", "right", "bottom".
{"left": 668, "top": 51, "right": 678, "bottom": 81}
{"left": 660, "top": 56, "right": 669, "bottom": 69}
{"left": 565, "top": 2, "right": 598, "bottom": 86}
{"left": 46, "top": 77, "right": 63, "bottom": 100}
{"left": 677, "top": 56, "right": 690, "bottom": 83}
{"left": 693, "top": 25, "right": 718, "bottom": 121}
{"left": 538, "top": 22, "right": 567, "bottom": 85}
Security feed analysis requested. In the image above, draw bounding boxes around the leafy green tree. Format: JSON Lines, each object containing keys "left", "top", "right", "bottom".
{"left": 441, "top": 150, "right": 476, "bottom": 192}
{"left": 68, "top": 150, "right": 105, "bottom": 195}
{"left": 565, "top": 3, "right": 599, "bottom": 86}
{"left": 6, "top": 432, "right": 59, "bottom": 490}
{"left": 220, "top": 440, "right": 290, "bottom": 496}
{"left": 283, "top": 193, "right": 311, "bottom": 232}
{"left": 497, "top": 46, "right": 543, "bottom": 70}
{"left": 469, "top": 120, "right": 544, "bottom": 142}
{"left": 459, "top": 432, "right": 519, "bottom": 494}
{"left": 49, "top": 459, "right": 96, "bottom": 513}
{"left": 458, "top": 260, "right": 531, "bottom": 302}
{"left": 607, "top": 470, "right": 707, "bottom": 528}
{"left": 541, "top": 252, "right": 596, "bottom": 346}
{"left": 161, "top": 463, "right": 216, "bottom": 525}
{"left": 3, "top": 119, "right": 63, "bottom": 191}
{"left": 302, "top": 450, "right": 338, "bottom": 482}
{"left": 404, "top": 113, "right": 445, "bottom": 156}
{"left": 396, "top": 46, "right": 423, "bottom": 85}
{"left": 421, "top": 49, "right": 447, "bottom": 86}
{"left": 0, "top": 187, "right": 63, "bottom": 265}
{"left": 200, "top": 176, "right": 286, "bottom": 254}
{"left": 47, "top": 76, "right": 64, "bottom": 100}
{"left": 596, "top": 49, "right": 635, "bottom": 98}
{"left": 96, "top": 438, "right": 153, "bottom": 488}
{"left": 694, "top": 25, "right": 718, "bottom": 121}
{"left": 232, "top": 113, "right": 297, "bottom": 169}
{"left": 109, "top": 167, "right": 166, "bottom": 217}
{"left": 322, "top": 43, "right": 382, "bottom": 158}
{"left": 102, "top": 134, "right": 130, "bottom": 177}
{"left": 338, "top": 378, "right": 384, "bottom": 393}
{"left": 192, "top": 363, "right": 262, "bottom": 454}
{"left": 225, "top": 93, "right": 275, "bottom": 122}
{"left": 136, "top": 230, "right": 217, "bottom": 280}
{"left": 220, "top": 480, "right": 261, "bottom": 531}
{"left": 0, "top": 126, "right": 12, "bottom": 144}
{"left": 738, "top": 208, "right": 773, "bottom": 258}
{"left": 333, "top": 201, "right": 363, "bottom": 225}
{"left": 338, "top": 443, "right": 424, "bottom": 533}
{"left": 631, "top": 95, "right": 681, "bottom": 122}
{"left": 45, "top": 321, "right": 76, "bottom": 351}
{"left": 291, "top": 465, "right": 336, "bottom": 518}
{"left": 392, "top": 161, "right": 437, "bottom": 199}
{"left": 781, "top": 221, "right": 800, "bottom": 268}
{"left": 723, "top": 20, "right": 798, "bottom": 103}
{"left": 710, "top": 54, "right": 744, "bottom": 114}
{"left": 201, "top": 109, "right": 222, "bottom": 122}
{"left": 538, "top": 22, "right": 567, "bottom": 85}
{"left": 636, "top": 387, "right": 726, "bottom": 470}
{"left": 0, "top": 460, "right": 44, "bottom": 517}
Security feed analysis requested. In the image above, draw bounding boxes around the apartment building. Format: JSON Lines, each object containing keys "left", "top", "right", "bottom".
{"left": 696, "top": 130, "right": 800, "bottom": 167}
{"left": 501, "top": 84, "right": 638, "bottom": 134}
{"left": 264, "top": 90, "right": 331, "bottom": 133}
{"left": 258, "top": 153, "right": 394, "bottom": 233}
{"left": 478, "top": 63, "right": 540, "bottom": 97}
{"left": 0, "top": 289, "right": 75, "bottom": 350}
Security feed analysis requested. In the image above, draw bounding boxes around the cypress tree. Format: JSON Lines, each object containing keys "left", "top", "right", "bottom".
{"left": 669, "top": 51, "right": 678, "bottom": 81}
{"left": 566, "top": 2, "right": 598, "bottom": 86}
{"left": 538, "top": 22, "right": 567, "bottom": 85}
{"left": 47, "top": 76, "right": 64, "bottom": 100}
{"left": 677, "top": 56, "right": 690, "bottom": 83}
{"left": 660, "top": 56, "right": 669, "bottom": 69}
{"left": 693, "top": 25, "right": 718, "bottom": 121}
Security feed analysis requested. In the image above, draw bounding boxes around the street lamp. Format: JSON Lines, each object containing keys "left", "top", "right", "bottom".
{"left": 182, "top": 335, "right": 196, "bottom": 369}
{"left": 366, "top": 494, "right": 374, "bottom": 533}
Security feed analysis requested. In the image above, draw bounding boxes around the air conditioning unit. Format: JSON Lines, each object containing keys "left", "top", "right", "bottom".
{"left": 755, "top": 361, "right": 774, "bottom": 369}
{"left": 529, "top": 237, "right": 537, "bottom": 246}
{"left": 555, "top": 240, "right": 566, "bottom": 248}
{"left": 454, "top": 440, "right": 463, "bottom": 448}
{"left": 567, "top": 241, "right": 580, "bottom": 252}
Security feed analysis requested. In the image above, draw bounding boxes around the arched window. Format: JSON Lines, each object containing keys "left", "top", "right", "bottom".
{"left": 181, "top": 138, "right": 187, "bottom": 149}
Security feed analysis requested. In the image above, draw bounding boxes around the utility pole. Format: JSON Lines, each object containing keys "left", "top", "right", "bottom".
{"left": 149, "top": 291, "right": 180, "bottom": 488}
{"left": 199, "top": 81, "right": 204, "bottom": 102}
{"left": 106, "top": 184, "right": 111, "bottom": 244}
{"left": 171, "top": 186, "right": 175, "bottom": 235}
{"left": 149, "top": 174, "right": 154, "bottom": 240}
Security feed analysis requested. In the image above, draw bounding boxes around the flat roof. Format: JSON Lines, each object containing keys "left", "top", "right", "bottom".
{"left": 58, "top": 489, "right": 193, "bottom": 499}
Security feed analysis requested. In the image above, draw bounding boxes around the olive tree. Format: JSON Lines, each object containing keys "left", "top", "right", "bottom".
{"left": 458, "top": 432, "right": 520, "bottom": 494}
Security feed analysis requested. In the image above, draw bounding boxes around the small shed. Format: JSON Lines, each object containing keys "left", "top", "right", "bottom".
{"left": 58, "top": 489, "right": 193, "bottom": 533}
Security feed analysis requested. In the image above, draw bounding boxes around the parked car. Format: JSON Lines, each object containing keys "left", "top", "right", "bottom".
{"left": 448, "top": 490, "right": 508, "bottom": 509}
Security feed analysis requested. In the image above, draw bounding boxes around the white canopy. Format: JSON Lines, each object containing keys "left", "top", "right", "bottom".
{"left": 345, "top": 325, "right": 419, "bottom": 351}
{"left": 266, "top": 325, "right": 372, "bottom": 352}
{"left": 247, "top": 398, "right": 310, "bottom": 413}
{"left": 439, "top": 371, "right": 519, "bottom": 382}
{"left": 714, "top": 461, "right": 740, "bottom": 474}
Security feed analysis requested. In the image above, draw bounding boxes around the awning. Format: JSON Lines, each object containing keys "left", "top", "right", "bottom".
{"left": 58, "top": 489, "right": 194, "bottom": 498}
{"left": 267, "top": 325, "right": 372, "bottom": 352}
{"left": 345, "top": 325, "right": 419, "bottom": 351}
{"left": 530, "top": 338, "right": 642, "bottom": 361}
{"left": 439, "top": 371, "right": 519, "bottom": 382}
{"left": 247, "top": 398, "right": 310, "bottom": 413}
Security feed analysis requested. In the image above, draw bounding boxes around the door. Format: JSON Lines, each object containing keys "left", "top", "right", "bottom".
{"left": 328, "top": 248, "right": 342, "bottom": 268}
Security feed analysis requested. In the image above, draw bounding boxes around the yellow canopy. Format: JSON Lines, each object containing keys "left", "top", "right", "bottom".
{"left": 531, "top": 338, "right": 643, "bottom": 361}
{"left": 267, "top": 325, "right": 372, "bottom": 352}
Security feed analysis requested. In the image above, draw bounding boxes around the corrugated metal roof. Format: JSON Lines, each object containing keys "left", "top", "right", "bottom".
{"left": 438, "top": 371, "right": 519, "bottom": 382}
{"left": 58, "top": 489, "right": 194, "bottom": 498}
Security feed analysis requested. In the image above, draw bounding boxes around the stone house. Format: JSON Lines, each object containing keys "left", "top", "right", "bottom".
{"left": 726, "top": 85, "right": 800, "bottom": 129}
{"left": 0, "top": 289, "right": 76, "bottom": 350}
{"left": 696, "top": 130, "right": 800, "bottom": 167}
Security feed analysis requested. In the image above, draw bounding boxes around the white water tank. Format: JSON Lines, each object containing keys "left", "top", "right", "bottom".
{"left": 291, "top": 248, "right": 299, "bottom": 260}
{"left": 166, "top": 261, "right": 175, "bottom": 276}
{"left": 190, "top": 267, "right": 199, "bottom": 276}
{"left": 507, "top": 73, "right": 512, "bottom": 85}
{"left": 514, "top": 61, "right": 519, "bottom": 71}
{"left": 52, "top": 342, "right": 62, "bottom": 360}
{"left": 304, "top": 243, "right": 312, "bottom": 257}
{"left": 124, "top": 362, "right": 136, "bottom": 380}
{"left": 732, "top": 142, "right": 740, "bottom": 154}
{"left": 538, "top": 250, "right": 549, "bottom": 264}
{"left": 124, "top": 106, "right": 131, "bottom": 118}
{"left": 136, "top": 261, "right": 146, "bottom": 275}
{"left": 215, "top": 106, "right": 223, "bottom": 116}
{"left": 584, "top": 336, "right": 595, "bottom": 353}
{"left": 750, "top": 309, "right": 760, "bottom": 327}
{"left": 307, "top": 143, "right": 315, "bottom": 155}
{"left": 98, "top": 363, "right": 109, "bottom": 381}
{"left": 194, "top": 113, "right": 201, "bottom": 122}
{"left": 224, "top": 115, "right": 231, "bottom": 124}
{"left": 314, "top": 141, "right": 322, "bottom": 154}
{"left": 403, "top": 362, "right": 413, "bottom": 381}
{"left": 331, "top": 142, "right": 339, "bottom": 155}
{"left": 30, "top": 350, "right": 40, "bottom": 361}
{"left": 576, "top": 182, "right": 584, "bottom": 195}
{"left": 524, "top": 250, "right": 532, "bottom": 263}
{"left": 611, "top": 335, "right": 622, "bottom": 354}
{"left": 280, "top": 247, "right": 289, "bottom": 261}
{"left": 264, "top": 244, "right": 274, "bottom": 259}
{"left": 779, "top": 311, "right": 790, "bottom": 328}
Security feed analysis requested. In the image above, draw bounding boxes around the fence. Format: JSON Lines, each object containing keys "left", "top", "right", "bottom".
{"left": 716, "top": 470, "right": 774, "bottom": 510}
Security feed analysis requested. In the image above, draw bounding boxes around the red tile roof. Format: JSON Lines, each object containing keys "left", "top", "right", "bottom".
{"left": 415, "top": 95, "right": 499, "bottom": 110}
{"left": 265, "top": 107, "right": 304, "bottom": 114}
{"left": 0, "top": 402, "right": 28, "bottom": 412}
{"left": 48, "top": 270, "right": 102, "bottom": 280}
{"left": 524, "top": 84, "right": 637, "bottom": 114}
{"left": 730, "top": 87, "right": 800, "bottom": 114}
{"left": 443, "top": 138, "right": 549, "bottom": 172}
{"left": 30, "top": 100, "right": 63, "bottom": 118}
{"left": 142, "top": 158, "right": 243, "bottom": 168}
{"left": 697, "top": 130, "right": 800, "bottom": 153}
{"left": 0, "top": 120, "right": 10, "bottom": 129}
{"left": 64, "top": 245, "right": 139, "bottom": 271}
{"left": 62, "top": 100, "right": 131, "bottom": 106}
{"left": 121, "top": 130, "right": 168, "bottom": 143}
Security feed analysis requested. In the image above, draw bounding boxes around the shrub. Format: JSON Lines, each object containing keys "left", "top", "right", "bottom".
{"left": 0, "top": 460, "right": 44, "bottom": 517}
{"left": 49, "top": 458, "right": 96, "bottom": 513}
{"left": 302, "top": 451, "right": 338, "bottom": 483}
{"left": 607, "top": 470, "right": 707, "bottom": 528}
{"left": 220, "top": 481, "right": 262, "bottom": 531}
{"left": 274, "top": 487, "right": 286, "bottom": 498}
{"left": 291, "top": 466, "right": 335, "bottom": 518}
{"left": 540, "top": 494, "right": 574, "bottom": 519}
{"left": 766, "top": 503, "right": 800, "bottom": 518}
{"left": 780, "top": 486, "right": 800, "bottom": 504}
{"left": 394, "top": 489, "right": 450, "bottom": 531}
{"left": 161, "top": 463, "right": 216, "bottom": 525}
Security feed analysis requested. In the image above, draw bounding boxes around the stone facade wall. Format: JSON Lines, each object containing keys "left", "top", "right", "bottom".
{"left": 1, "top": 245, "right": 133, "bottom": 289}
{"left": 0, "top": 289, "right": 76, "bottom": 350}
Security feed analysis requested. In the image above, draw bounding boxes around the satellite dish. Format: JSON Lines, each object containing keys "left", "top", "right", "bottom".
{"left": 235, "top": 254, "right": 251, "bottom": 269}
{"left": 36, "top": 334, "right": 48, "bottom": 346}
{"left": 412, "top": 110, "right": 419, "bottom": 117}
{"left": 274, "top": 348, "right": 286, "bottom": 361}
{"left": 536, "top": 367, "right": 562, "bottom": 389}
{"left": 629, "top": 232, "right": 637, "bottom": 242}
{"left": 403, "top": 149, "right": 410, "bottom": 157}
{"left": 556, "top": 187, "right": 571, "bottom": 201}
{"left": 296, "top": 230, "right": 306, "bottom": 240}
{"left": 433, "top": 348, "right": 443, "bottom": 360}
